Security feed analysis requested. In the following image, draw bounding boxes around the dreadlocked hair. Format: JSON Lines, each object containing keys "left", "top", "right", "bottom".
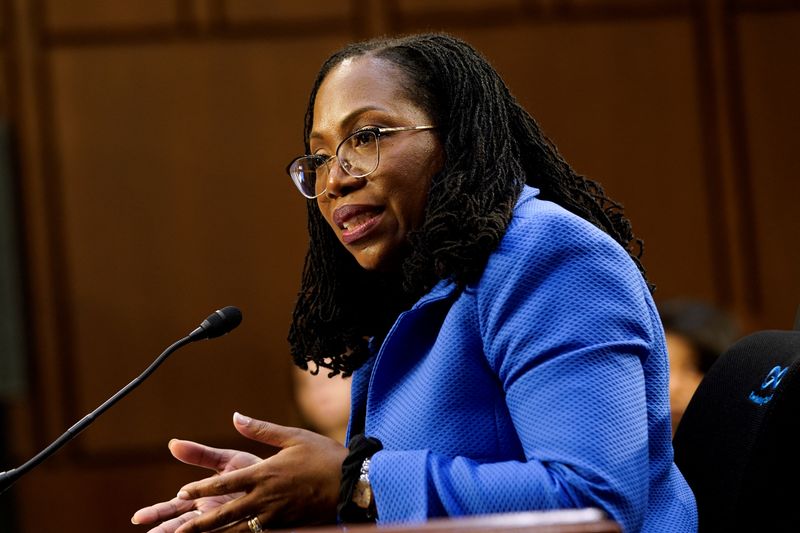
{"left": 288, "top": 33, "right": 651, "bottom": 377}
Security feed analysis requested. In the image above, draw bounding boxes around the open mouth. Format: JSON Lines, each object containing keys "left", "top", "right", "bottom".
{"left": 335, "top": 206, "right": 385, "bottom": 244}
{"left": 341, "top": 210, "right": 379, "bottom": 230}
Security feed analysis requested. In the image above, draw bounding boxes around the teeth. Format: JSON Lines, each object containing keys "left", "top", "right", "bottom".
{"left": 342, "top": 213, "right": 374, "bottom": 231}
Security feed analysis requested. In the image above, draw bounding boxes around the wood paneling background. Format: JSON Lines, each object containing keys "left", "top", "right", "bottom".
{"left": 1, "top": 0, "right": 797, "bottom": 531}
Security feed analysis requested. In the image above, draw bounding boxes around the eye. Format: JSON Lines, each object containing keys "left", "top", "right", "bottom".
{"left": 350, "top": 128, "right": 378, "bottom": 149}
{"left": 309, "top": 154, "right": 333, "bottom": 168}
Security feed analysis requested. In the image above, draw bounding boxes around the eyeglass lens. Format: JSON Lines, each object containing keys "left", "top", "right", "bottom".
{"left": 290, "top": 129, "right": 380, "bottom": 198}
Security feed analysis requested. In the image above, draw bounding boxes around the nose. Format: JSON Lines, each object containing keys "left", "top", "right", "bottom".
{"left": 324, "top": 157, "right": 366, "bottom": 199}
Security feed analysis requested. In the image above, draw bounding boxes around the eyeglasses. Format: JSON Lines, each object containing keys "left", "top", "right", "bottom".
{"left": 286, "top": 125, "right": 436, "bottom": 199}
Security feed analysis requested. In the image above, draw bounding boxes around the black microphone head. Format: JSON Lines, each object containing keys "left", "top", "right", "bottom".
{"left": 190, "top": 306, "right": 242, "bottom": 341}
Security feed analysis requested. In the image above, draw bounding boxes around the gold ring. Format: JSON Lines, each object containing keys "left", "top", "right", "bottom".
{"left": 247, "top": 516, "right": 264, "bottom": 533}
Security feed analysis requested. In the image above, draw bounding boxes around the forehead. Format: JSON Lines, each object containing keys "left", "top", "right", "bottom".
{"left": 311, "top": 56, "right": 425, "bottom": 136}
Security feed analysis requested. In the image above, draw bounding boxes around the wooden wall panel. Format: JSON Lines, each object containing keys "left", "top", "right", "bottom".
{"left": 737, "top": 11, "right": 800, "bottom": 329}
{"left": 226, "top": 0, "right": 352, "bottom": 21}
{"left": 389, "top": 0, "right": 691, "bottom": 28}
{"left": 0, "top": 49, "right": 7, "bottom": 116}
{"left": 48, "top": 38, "right": 346, "bottom": 453}
{"left": 2, "top": 1, "right": 799, "bottom": 532}
{"left": 10, "top": 33, "right": 352, "bottom": 533}
{"left": 0, "top": 0, "right": 8, "bottom": 118}
{"left": 44, "top": 0, "right": 178, "bottom": 31}
{"left": 399, "top": 0, "right": 520, "bottom": 13}
{"left": 452, "top": 20, "right": 712, "bottom": 301}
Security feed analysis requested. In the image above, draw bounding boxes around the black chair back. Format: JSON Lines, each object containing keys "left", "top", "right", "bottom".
{"left": 673, "top": 308, "right": 800, "bottom": 531}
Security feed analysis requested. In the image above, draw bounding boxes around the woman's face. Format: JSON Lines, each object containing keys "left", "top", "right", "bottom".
{"left": 667, "top": 332, "right": 704, "bottom": 435}
{"left": 310, "top": 55, "right": 443, "bottom": 271}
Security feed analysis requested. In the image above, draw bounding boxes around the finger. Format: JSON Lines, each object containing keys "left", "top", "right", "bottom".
{"left": 177, "top": 466, "right": 258, "bottom": 500}
{"left": 173, "top": 496, "right": 259, "bottom": 533}
{"left": 169, "top": 439, "right": 242, "bottom": 472}
{"left": 132, "top": 498, "right": 197, "bottom": 525}
{"left": 223, "top": 515, "right": 266, "bottom": 533}
{"left": 144, "top": 510, "right": 202, "bottom": 533}
{"left": 233, "top": 412, "right": 304, "bottom": 448}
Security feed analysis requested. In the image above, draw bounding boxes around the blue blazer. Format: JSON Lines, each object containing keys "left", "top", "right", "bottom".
{"left": 349, "top": 186, "right": 697, "bottom": 532}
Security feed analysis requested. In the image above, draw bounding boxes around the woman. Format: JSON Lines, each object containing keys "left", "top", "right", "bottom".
{"left": 132, "top": 33, "right": 697, "bottom": 533}
{"left": 658, "top": 298, "right": 739, "bottom": 434}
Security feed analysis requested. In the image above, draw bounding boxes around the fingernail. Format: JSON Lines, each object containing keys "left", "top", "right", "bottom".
{"left": 177, "top": 490, "right": 190, "bottom": 500}
{"left": 234, "top": 412, "right": 251, "bottom": 426}
{"left": 131, "top": 517, "right": 138, "bottom": 525}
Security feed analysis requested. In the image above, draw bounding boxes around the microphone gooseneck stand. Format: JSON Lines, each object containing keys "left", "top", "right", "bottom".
{"left": 0, "top": 305, "right": 242, "bottom": 494}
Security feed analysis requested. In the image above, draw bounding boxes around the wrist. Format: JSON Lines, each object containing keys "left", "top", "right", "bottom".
{"left": 337, "top": 434, "right": 382, "bottom": 523}
{"left": 351, "top": 457, "right": 374, "bottom": 514}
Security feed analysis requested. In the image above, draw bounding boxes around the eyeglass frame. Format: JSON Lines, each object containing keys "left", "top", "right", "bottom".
{"left": 286, "top": 125, "right": 436, "bottom": 199}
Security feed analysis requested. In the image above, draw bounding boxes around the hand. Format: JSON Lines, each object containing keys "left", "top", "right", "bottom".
{"left": 139, "top": 412, "right": 349, "bottom": 533}
{"left": 131, "top": 438, "right": 262, "bottom": 532}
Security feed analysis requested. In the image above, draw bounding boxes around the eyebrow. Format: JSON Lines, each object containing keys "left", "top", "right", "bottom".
{"left": 309, "top": 105, "right": 389, "bottom": 141}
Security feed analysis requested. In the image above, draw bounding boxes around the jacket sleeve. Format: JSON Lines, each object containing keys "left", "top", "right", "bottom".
{"left": 369, "top": 207, "right": 658, "bottom": 531}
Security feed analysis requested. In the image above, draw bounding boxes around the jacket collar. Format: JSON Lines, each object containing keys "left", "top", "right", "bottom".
{"left": 411, "top": 278, "right": 459, "bottom": 310}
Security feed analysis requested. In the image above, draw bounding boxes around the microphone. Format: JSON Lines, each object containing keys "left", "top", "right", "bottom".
{"left": 189, "top": 305, "right": 242, "bottom": 341}
{"left": 0, "top": 305, "right": 242, "bottom": 494}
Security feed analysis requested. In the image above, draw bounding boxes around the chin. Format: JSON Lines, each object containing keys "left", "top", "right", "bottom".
{"left": 347, "top": 244, "right": 388, "bottom": 271}
{"left": 354, "top": 256, "right": 392, "bottom": 272}
{"left": 345, "top": 237, "right": 408, "bottom": 273}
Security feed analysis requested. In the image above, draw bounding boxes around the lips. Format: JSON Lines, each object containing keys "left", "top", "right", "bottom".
{"left": 333, "top": 204, "right": 384, "bottom": 244}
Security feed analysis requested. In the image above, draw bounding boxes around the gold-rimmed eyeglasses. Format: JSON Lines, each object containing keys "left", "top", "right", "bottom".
{"left": 286, "top": 125, "right": 436, "bottom": 199}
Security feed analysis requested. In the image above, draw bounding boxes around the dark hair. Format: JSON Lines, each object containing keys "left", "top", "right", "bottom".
{"left": 658, "top": 299, "right": 739, "bottom": 373}
{"left": 289, "top": 33, "right": 649, "bottom": 376}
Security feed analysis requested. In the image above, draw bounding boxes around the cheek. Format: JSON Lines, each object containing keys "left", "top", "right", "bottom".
{"left": 391, "top": 149, "right": 440, "bottom": 221}
{"left": 316, "top": 200, "right": 337, "bottom": 231}
{"left": 386, "top": 173, "right": 430, "bottom": 230}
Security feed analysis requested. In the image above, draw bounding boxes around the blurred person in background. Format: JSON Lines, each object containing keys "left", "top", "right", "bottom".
{"left": 292, "top": 367, "right": 350, "bottom": 445}
{"left": 658, "top": 298, "right": 740, "bottom": 434}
